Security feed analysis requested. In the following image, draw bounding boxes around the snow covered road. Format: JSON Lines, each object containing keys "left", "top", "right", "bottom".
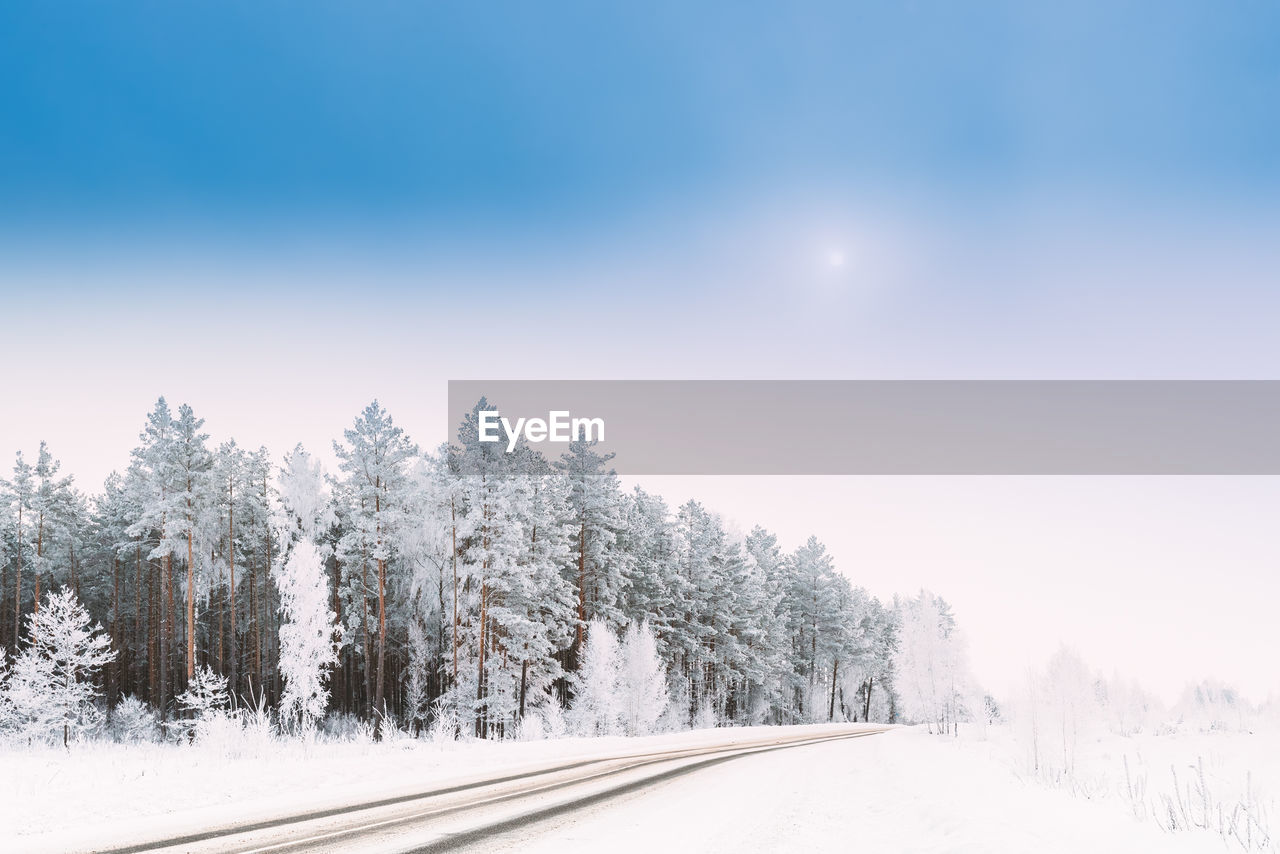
{"left": 20, "top": 725, "right": 888, "bottom": 853}
{"left": 10, "top": 724, "right": 1258, "bottom": 853}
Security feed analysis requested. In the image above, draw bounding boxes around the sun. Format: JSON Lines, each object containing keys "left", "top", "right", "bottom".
{"left": 826, "top": 249, "right": 845, "bottom": 268}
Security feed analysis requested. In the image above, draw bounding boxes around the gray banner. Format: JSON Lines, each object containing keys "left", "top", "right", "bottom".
{"left": 447, "top": 381, "right": 1280, "bottom": 474}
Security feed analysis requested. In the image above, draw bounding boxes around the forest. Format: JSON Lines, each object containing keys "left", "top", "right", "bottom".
{"left": 0, "top": 397, "right": 976, "bottom": 744}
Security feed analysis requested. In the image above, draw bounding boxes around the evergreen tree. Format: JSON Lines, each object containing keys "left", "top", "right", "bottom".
{"left": 618, "top": 620, "right": 668, "bottom": 736}
{"left": 177, "top": 664, "right": 230, "bottom": 741}
{"left": 126, "top": 398, "right": 181, "bottom": 714}
{"left": 554, "top": 440, "right": 624, "bottom": 652}
{"left": 8, "top": 588, "right": 115, "bottom": 746}
{"left": 334, "top": 402, "right": 417, "bottom": 720}
{"left": 569, "top": 618, "right": 620, "bottom": 736}
{"left": 276, "top": 446, "right": 340, "bottom": 730}
{"left": 3, "top": 451, "right": 34, "bottom": 647}
{"left": 211, "top": 441, "right": 249, "bottom": 695}
{"left": 171, "top": 404, "right": 213, "bottom": 685}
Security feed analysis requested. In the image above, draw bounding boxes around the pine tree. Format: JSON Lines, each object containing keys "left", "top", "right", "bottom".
{"left": 27, "top": 443, "right": 76, "bottom": 634}
{"left": 171, "top": 405, "right": 212, "bottom": 685}
{"left": 743, "top": 526, "right": 791, "bottom": 723}
{"left": 618, "top": 620, "right": 668, "bottom": 736}
{"left": 241, "top": 447, "right": 276, "bottom": 703}
{"left": 276, "top": 446, "right": 340, "bottom": 730}
{"left": 8, "top": 587, "right": 115, "bottom": 746}
{"left": 92, "top": 472, "right": 133, "bottom": 700}
{"left": 334, "top": 402, "right": 417, "bottom": 721}
{"left": 211, "top": 441, "right": 249, "bottom": 694}
{"left": 3, "top": 451, "right": 34, "bottom": 647}
{"left": 569, "top": 618, "right": 620, "bottom": 736}
{"left": 177, "top": 664, "right": 230, "bottom": 740}
{"left": 554, "top": 440, "right": 624, "bottom": 653}
{"left": 618, "top": 488, "right": 681, "bottom": 665}
{"left": 126, "top": 398, "right": 181, "bottom": 714}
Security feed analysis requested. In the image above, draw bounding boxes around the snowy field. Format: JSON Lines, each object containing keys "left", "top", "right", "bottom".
{"left": 4, "top": 723, "right": 1275, "bottom": 852}
{"left": 505, "top": 727, "right": 1247, "bottom": 854}
{"left": 505, "top": 726, "right": 1277, "bottom": 853}
{"left": 990, "top": 723, "right": 1279, "bottom": 852}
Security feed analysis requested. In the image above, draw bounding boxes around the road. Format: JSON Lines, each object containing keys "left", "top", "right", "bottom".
{"left": 88, "top": 725, "right": 889, "bottom": 854}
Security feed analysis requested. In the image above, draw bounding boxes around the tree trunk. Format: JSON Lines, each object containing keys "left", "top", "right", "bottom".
{"left": 228, "top": 481, "right": 237, "bottom": 696}
{"left": 161, "top": 553, "right": 172, "bottom": 715}
{"left": 331, "top": 555, "right": 343, "bottom": 706}
{"left": 361, "top": 557, "right": 372, "bottom": 716}
{"left": 109, "top": 556, "right": 120, "bottom": 702}
{"left": 12, "top": 502, "right": 21, "bottom": 646}
{"left": 519, "top": 659, "right": 529, "bottom": 722}
{"left": 576, "top": 521, "right": 586, "bottom": 649}
{"left": 186, "top": 528, "right": 195, "bottom": 682}
{"left": 475, "top": 583, "right": 487, "bottom": 738}
{"left": 33, "top": 510, "right": 43, "bottom": 631}
{"left": 375, "top": 556, "right": 386, "bottom": 716}
{"left": 828, "top": 659, "right": 839, "bottom": 721}
{"left": 374, "top": 487, "right": 386, "bottom": 722}
{"left": 217, "top": 571, "right": 225, "bottom": 677}
{"left": 263, "top": 511, "right": 273, "bottom": 702}
{"left": 134, "top": 543, "right": 143, "bottom": 696}
{"left": 451, "top": 498, "right": 458, "bottom": 689}
{"left": 253, "top": 557, "right": 262, "bottom": 699}
{"left": 148, "top": 558, "right": 158, "bottom": 708}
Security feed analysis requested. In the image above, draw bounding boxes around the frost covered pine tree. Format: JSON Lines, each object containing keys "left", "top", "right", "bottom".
{"left": 277, "top": 541, "right": 338, "bottom": 728}
{"left": 554, "top": 440, "right": 625, "bottom": 651}
{"left": 334, "top": 402, "right": 417, "bottom": 718}
{"left": 171, "top": 404, "right": 213, "bottom": 685}
{"left": 618, "top": 620, "right": 668, "bottom": 736}
{"left": 276, "top": 446, "right": 340, "bottom": 731}
{"left": 177, "top": 664, "right": 229, "bottom": 740}
{"left": 3, "top": 450, "right": 34, "bottom": 647}
{"left": 8, "top": 588, "right": 115, "bottom": 746}
{"left": 211, "top": 440, "right": 249, "bottom": 696}
{"left": 398, "top": 452, "right": 456, "bottom": 735}
{"left": 28, "top": 442, "right": 76, "bottom": 629}
{"left": 569, "top": 618, "right": 620, "bottom": 736}
{"left": 126, "top": 398, "right": 181, "bottom": 713}
{"left": 479, "top": 472, "right": 576, "bottom": 735}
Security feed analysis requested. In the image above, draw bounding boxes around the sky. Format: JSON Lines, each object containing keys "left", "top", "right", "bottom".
{"left": 2, "top": 1, "right": 1279, "bottom": 703}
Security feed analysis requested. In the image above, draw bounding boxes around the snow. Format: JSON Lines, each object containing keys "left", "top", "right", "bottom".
{"left": 3, "top": 723, "right": 1274, "bottom": 853}
{"left": 1, "top": 724, "right": 861, "bottom": 851}
{"left": 503, "top": 727, "right": 1255, "bottom": 854}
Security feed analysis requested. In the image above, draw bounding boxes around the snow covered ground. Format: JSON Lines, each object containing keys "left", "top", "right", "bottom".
{"left": 993, "top": 723, "right": 1279, "bottom": 851}
{"left": 3, "top": 723, "right": 1275, "bottom": 852}
{"left": 0, "top": 724, "right": 860, "bottom": 849}
{"left": 500, "top": 727, "right": 1267, "bottom": 854}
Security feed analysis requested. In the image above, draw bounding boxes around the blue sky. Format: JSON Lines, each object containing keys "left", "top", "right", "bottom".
{"left": 3, "top": 1, "right": 1279, "bottom": 232}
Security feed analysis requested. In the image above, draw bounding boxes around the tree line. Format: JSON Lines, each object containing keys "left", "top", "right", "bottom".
{"left": 0, "top": 396, "right": 977, "bottom": 741}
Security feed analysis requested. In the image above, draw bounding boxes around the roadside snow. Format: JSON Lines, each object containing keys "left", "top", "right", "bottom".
{"left": 500, "top": 727, "right": 1258, "bottom": 854}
